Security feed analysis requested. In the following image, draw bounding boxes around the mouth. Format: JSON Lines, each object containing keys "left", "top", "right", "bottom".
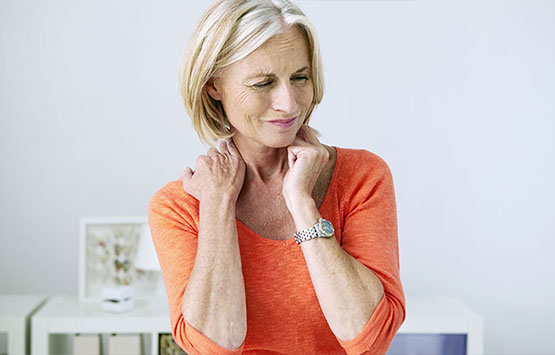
{"left": 267, "top": 116, "right": 297, "bottom": 128}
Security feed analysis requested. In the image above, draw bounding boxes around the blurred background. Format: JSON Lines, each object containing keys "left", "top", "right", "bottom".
{"left": 1, "top": 0, "right": 554, "bottom": 354}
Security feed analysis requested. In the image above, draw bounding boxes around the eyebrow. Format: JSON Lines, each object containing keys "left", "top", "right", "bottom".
{"left": 245, "top": 66, "right": 310, "bottom": 81}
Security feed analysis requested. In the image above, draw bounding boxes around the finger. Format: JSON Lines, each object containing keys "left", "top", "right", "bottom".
{"left": 218, "top": 140, "right": 230, "bottom": 155}
{"left": 226, "top": 139, "right": 244, "bottom": 159}
{"left": 181, "top": 167, "right": 199, "bottom": 199}
{"left": 207, "top": 147, "right": 219, "bottom": 157}
{"left": 195, "top": 154, "right": 208, "bottom": 168}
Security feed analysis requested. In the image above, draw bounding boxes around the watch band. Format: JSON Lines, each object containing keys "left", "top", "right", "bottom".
{"left": 294, "top": 218, "right": 334, "bottom": 245}
{"left": 294, "top": 224, "right": 319, "bottom": 244}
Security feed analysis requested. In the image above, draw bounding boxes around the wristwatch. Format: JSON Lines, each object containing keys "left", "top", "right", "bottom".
{"left": 294, "top": 218, "right": 335, "bottom": 244}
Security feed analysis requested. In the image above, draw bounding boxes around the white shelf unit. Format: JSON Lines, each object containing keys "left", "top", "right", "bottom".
{"left": 30, "top": 296, "right": 484, "bottom": 355}
{"left": 397, "top": 297, "right": 484, "bottom": 355}
{"left": 31, "top": 296, "right": 170, "bottom": 355}
{"left": 0, "top": 295, "right": 47, "bottom": 355}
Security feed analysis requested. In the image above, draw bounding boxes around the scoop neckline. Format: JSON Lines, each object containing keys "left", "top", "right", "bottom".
{"left": 235, "top": 146, "right": 342, "bottom": 245}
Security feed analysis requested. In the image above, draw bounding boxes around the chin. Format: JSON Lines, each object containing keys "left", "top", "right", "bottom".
{"left": 262, "top": 140, "right": 293, "bottom": 149}
{"left": 264, "top": 132, "right": 298, "bottom": 148}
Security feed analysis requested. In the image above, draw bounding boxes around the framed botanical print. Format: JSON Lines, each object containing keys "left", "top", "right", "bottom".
{"left": 78, "top": 217, "right": 159, "bottom": 302}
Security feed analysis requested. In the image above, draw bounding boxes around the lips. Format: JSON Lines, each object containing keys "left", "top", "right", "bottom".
{"left": 266, "top": 116, "right": 297, "bottom": 128}
{"left": 267, "top": 116, "right": 297, "bottom": 124}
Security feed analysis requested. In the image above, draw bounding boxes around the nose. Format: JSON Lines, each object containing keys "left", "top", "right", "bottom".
{"left": 271, "top": 82, "right": 298, "bottom": 115}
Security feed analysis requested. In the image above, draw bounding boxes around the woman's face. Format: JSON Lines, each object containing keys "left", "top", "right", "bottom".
{"left": 206, "top": 26, "right": 314, "bottom": 149}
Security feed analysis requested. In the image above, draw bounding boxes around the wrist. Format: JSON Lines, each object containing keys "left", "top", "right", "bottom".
{"left": 286, "top": 197, "right": 320, "bottom": 231}
{"left": 284, "top": 190, "right": 311, "bottom": 209}
{"left": 201, "top": 193, "right": 236, "bottom": 212}
{"left": 204, "top": 188, "right": 238, "bottom": 203}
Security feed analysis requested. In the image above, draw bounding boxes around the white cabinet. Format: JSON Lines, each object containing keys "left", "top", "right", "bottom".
{"left": 31, "top": 296, "right": 170, "bottom": 355}
{"left": 392, "top": 297, "right": 484, "bottom": 355}
{"left": 0, "top": 295, "right": 46, "bottom": 355}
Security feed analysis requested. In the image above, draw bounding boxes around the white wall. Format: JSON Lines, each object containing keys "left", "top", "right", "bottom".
{"left": 1, "top": 0, "right": 554, "bottom": 354}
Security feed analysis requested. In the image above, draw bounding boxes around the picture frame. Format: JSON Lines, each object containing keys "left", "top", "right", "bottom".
{"left": 78, "top": 217, "right": 159, "bottom": 303}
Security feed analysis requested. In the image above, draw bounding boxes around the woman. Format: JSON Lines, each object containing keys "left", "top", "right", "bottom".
{"left": 148, "top": 0, "right": 405, "bottom": 354}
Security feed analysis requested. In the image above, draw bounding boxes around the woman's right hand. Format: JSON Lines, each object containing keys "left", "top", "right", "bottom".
{"left": 181, "top": 139, "right": 246, "bottom": 203}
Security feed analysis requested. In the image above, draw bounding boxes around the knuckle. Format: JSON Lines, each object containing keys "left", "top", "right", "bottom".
{"left": 216, "top": 154, "right": 227, "bottom": 163}
{"left": 229, "top": 155, "right": 241, "bottom": 166}
{"left": 322, "top": 148, "right": 330, "bottom": 161}
{"left": 196, "top": 155, "right": 210, "bottom": 167}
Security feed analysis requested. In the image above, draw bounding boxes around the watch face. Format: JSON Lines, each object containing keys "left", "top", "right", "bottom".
{"left": 319, "top": 219, "right": 335, "bottom": 237}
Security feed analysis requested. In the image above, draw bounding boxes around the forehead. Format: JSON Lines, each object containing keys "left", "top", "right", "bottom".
{"left": 225, "top": 26, "right": 311, "bottom": 80}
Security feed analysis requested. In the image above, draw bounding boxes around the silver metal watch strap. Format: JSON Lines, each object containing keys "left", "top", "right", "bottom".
{"left": 294, "top": 225, "right": 319, "bottom": 244}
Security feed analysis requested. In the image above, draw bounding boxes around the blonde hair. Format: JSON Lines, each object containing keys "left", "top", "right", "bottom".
{"left": 179, "top": 0, "right": 325, "bottom": 145}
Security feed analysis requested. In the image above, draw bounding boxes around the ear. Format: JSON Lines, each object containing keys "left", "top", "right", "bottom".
{"left": 205, "top": 78, "right": 223, "bottom": 101}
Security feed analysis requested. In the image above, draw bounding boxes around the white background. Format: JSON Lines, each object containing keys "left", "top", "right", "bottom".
{"left": 1, "top": 0, "right": 554, "bottom": 354}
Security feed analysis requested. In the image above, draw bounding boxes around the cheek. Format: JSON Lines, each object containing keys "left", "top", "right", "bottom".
{"left": 227, "top": 93, "right": 271, "bottom": 129}
{"left": 234, "top": 90, "right": 254, "bottom": 111}
{"left": 298, "top": 85, "right": 314, "bottom": 106}
{"left": 225, "top": 90, "right": 258, "bottom": 118}
{"left": 245, "top": 95, "right": 272, "bottom": 118}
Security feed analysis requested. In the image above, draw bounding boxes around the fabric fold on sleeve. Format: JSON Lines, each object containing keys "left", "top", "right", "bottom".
{"left": 182, "top": 316, "right": 246, "bottom": 354}
{"left": 336, "top": 293, "right": 405, "bottom": 354}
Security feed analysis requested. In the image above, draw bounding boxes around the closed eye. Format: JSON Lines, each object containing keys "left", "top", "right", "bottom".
{"left": 293, "top": 75, "right": 309, "bottom": 82}
{"left": 252, "top": 75, "right": 308, "bottom": 89}
{"left": 252, "top": 81, "right": 272, "bottom": 89}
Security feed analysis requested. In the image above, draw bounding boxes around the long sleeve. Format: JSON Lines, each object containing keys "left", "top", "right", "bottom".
{"left": 147, "top": 181, "right": 246, "bottom": 354}
{"left": 334, "top": 150, "right": 406, "bottom": 354}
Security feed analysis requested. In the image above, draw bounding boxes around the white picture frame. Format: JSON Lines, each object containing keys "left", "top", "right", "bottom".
{"left": 78, "top": 217, "right": 159, "bottom": 303}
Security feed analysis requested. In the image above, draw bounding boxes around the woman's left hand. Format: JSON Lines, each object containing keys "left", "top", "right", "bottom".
{"left": 282, "top": 124, "right": 329, "bottom": 213}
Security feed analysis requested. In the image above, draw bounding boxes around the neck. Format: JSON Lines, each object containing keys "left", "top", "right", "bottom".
{"left": 231, "top": 136, "right": 289, "bottom": 186}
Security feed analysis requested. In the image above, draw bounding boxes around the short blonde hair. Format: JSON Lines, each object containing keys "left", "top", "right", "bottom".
{"left": 179, "top": 0, "right": 325, "bottom": 145}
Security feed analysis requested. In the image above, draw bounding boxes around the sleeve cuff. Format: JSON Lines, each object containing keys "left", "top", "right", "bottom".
{"left": 183, "top": 318, "right": 246, "bottom": 355}
{"left": 336, "top": 293, "right": 389, "bottom": 354}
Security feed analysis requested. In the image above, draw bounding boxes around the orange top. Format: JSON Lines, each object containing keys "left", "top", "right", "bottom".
{"left": 148, "top": 147, "right": 405, "bottom": 354}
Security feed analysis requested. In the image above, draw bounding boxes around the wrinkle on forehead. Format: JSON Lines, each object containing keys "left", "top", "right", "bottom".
{"left": 243, "top": 26, "right": 310, "bottom": 76}
{"left": 260, "top": 25, "right": 307, "bottom": 53}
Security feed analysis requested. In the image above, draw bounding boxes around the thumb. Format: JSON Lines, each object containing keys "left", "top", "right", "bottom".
{"left": 287, "top": 146, "right": 298, "bottom": 170}
{"left": 181, "top": 166, "right": 193, "bottom": 180}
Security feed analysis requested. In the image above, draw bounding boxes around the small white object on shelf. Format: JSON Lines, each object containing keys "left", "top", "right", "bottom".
{"left": 101, "top": 286, "right": 134, "bottom": 312}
